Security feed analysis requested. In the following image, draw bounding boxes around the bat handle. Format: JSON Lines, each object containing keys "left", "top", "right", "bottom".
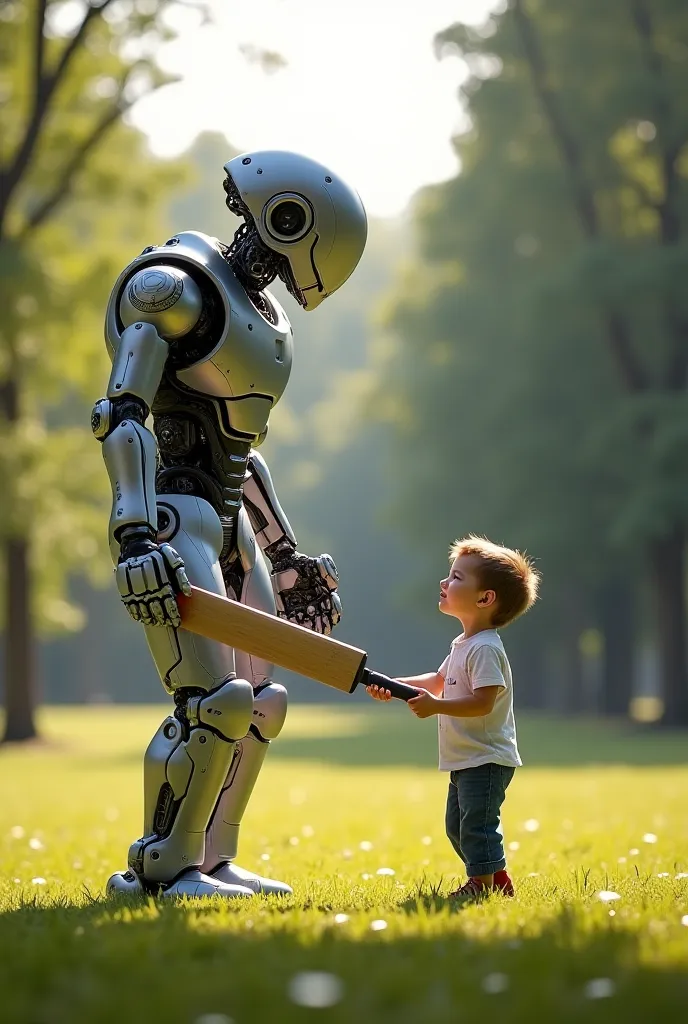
{"left": 362, "top": 669, "right": 421, "bottom": 703}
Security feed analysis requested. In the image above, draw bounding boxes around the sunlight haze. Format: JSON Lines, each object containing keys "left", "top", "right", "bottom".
{"left": 130, "top": 0, "right": 497, "bottom": 218}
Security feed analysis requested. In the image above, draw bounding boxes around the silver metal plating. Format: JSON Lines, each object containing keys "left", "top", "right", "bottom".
{"left": 107, "top": 321, "right": 169, "bottom": 408}
{"left": 120, "top": 266, "right": 202, "bottom": 340}
{"left": 102, "top": 419, "right": 158, "bottom": 540}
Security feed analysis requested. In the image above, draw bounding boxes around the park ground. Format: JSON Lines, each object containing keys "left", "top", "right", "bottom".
{"left": 0, "top": 703, "right": 687, "bottom": 1023}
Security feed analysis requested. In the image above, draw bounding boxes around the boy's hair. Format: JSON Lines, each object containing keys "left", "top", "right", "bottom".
{"left": 450, "top": 535, "right": 540, "bottom": 628}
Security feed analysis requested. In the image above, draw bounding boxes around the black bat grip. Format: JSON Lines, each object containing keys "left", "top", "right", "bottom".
{"left": 362, "top": 669, "right": 421, "bottom": 703}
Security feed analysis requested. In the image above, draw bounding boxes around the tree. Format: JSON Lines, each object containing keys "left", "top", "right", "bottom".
{"left": 378, "top": 0, "right": 688, "bottom": 724}
{"left": 0, "top": 0, "right": 208, "bottom": 741}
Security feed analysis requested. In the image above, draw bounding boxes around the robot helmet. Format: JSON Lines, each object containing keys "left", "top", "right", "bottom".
{"left": 223, "top": 151, "right": 367, "bottom": 310}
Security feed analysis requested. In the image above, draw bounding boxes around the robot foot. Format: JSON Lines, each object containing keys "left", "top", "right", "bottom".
{"left": 208, "top": 862, "right": 293, "bottom": 896}
{"left": 162, "top": 869, "right": 255, "bottom": 900}
{"left": 106, "top": 869, "right": 143, "bottom": 897}
{"left": 106, "top": 868, "right": 254, "bottom": 900}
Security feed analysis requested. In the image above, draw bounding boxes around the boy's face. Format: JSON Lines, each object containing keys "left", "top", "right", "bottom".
{"left": 439, "top": 554, "right": 495, "bottom": 621}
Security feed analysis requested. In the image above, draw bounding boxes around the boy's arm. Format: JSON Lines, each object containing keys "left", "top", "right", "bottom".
{"left": 398, "top": 672, "right": 444, "bottom": 696}
{"left": 408, "top": 646, "right": 505, "bottom": 719}
{"left": 367, "top": 670, "right": 444, "bottom": 702}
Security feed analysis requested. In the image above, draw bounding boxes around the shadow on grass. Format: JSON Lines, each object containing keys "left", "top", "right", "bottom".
{"left": 0, "top": 896, "right": 685, "bottom": 1024}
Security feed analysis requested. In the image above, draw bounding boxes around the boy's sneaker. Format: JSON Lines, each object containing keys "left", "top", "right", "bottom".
{"left": 493, "top": 870, "right": 515, "bottom": 897}
{"left": 447, "top": 877, "right": 491, "bottom": 903}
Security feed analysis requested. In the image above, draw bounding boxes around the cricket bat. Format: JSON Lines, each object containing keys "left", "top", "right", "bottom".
{"left": 176, "top": 586, "right": 420, "bottom": 702}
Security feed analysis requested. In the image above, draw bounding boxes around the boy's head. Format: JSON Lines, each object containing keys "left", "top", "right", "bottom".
{"left": 439, "top": 535, "right": 540, "bottom": 629}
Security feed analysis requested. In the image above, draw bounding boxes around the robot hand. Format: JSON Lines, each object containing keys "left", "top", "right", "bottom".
{"left": 270, "top": 548, "right": 341, "bottom": 635}
{"left": 115, "top": 531, "right": 192, "bottom": 628}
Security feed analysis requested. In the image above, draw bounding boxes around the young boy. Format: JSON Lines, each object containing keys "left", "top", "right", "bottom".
{"left": 367, "top": 535, "right": 539, "bottom": 902}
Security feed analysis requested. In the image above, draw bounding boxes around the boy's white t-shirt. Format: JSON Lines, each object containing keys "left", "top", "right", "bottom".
{"left": 437, "top": 629, "right": 522, "bottom": 771}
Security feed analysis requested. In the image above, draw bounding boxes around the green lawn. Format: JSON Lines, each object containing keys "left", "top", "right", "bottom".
{"left": 1, "top": 704, "right": 687, "bottom": 1023}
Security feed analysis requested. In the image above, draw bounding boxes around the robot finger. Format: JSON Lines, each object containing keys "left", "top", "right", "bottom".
{"left": 138, "top": 601, "right": 154, "bottom": 626}
{"left": 149, "top": 598, "right": 167, "bottom": 626}
{"left": 317, "top": 553, "right": 339, "bottom": 590}
{"left": 163, "top": 595, "right": 182, "bottom": 627}
{"left": 125, "top": 598, "right": 142, "bottom": 622}
{"left": 331, "top": 592, "right": 342, "bottom": 624}
{"left": 174, "top": 564, "right": 192, "bottom": 598}
{"left": 128, "top": 562, "right": 151, "bottom": 597}
{"left": 115, "top": 562, "right": 133, "bottom": 599}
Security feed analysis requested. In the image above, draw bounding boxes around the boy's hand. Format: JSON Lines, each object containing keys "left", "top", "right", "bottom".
{"left": 407, "top": 689, "right": 440, "bottom": 718}
{"left": 366, "top": 684, "right": 392, "bottom": 702}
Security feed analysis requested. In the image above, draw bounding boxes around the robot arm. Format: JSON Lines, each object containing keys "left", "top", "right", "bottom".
{"left": 92, "top": 318, "right": 190, "bottom": 626}
{"left": 244, "top": 450, "right": 341, "bottom": 635}
{"left": 243, "top": 449, "right": 297, "bottom": 557}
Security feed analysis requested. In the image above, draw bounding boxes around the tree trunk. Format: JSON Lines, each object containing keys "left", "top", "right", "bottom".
{"left": 1, "top": 537, "right": 37, "bottom": 742}
{"left": 599, "top": 577, "right": 635, "bottom": 717}
{"left": 648, "top": 525, "right": 688, "bottom": 727}
{"left": 0, "top": 369, "right": 38, "bottom": 743}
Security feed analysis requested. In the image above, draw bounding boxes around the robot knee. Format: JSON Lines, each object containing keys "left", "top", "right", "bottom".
{"left": 193, "top": 677, "right": 254, "bottom": 741}
{"left": 251, "top": 682, "right": 288, "bottom": 741}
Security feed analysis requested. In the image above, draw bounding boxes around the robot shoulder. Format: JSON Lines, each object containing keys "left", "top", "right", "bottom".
{"left": 105, "top": 233, "right": 227, "bottom": 368}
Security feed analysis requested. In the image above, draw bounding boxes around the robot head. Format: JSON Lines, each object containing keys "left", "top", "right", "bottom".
{"left": 223, "top": 151, "right": 367, "bottom": 310}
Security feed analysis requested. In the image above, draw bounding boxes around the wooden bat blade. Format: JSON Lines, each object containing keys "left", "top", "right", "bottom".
{"left": 177, "top": 586, "right": 366, "bottom": 694}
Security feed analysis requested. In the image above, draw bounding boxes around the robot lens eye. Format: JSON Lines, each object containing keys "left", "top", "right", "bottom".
{"left": 270, "top": 201, "right": 308, "bottom": 238}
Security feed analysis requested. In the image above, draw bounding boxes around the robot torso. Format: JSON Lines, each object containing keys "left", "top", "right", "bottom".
{"left": 104, "top": 231, "right": 294, "bottom": 525}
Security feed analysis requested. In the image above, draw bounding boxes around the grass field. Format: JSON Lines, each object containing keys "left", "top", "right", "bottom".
{"left": 1, "top": 703, "right": 687, "bottom": 1023}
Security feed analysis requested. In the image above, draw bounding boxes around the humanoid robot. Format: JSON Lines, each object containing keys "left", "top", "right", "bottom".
{"left": 92, "top": 151, "right": 367, "bottom": 898}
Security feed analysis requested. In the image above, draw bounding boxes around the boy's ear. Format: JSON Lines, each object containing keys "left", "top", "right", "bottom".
{"left": 477, "top": 590, "right": 497, "bottom": 608}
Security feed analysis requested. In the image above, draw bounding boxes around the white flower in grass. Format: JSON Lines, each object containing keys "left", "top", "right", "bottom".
{"left": 289, "top": 836, "right": 299, "bottom": 846}
{"left": 421, "top": 836, "right": 432, "bottom": 846}
{"left": 675, "top": 873, "right": 688, "bottom": 880}
{"left": 13, "top": 878, "right": 20, "bottom": 884}
{"left": 31, "top": 877, "right": 46, "bottom": 885}
{"left": 597, "top": 891, "right": 621, "bottom": 903}
{"left": 370, "top": 919, "right": 387, "bottom": 931}
{"left": 10, "top": 826, "right": 25, "bottom": 839}
{"left": 301, "top": 825, "right": 314, "bottom": 838}
{"left": 377, "top": 867, "right": 395, "bottom": 876}
{"left": 608, "top": 910, "right": 616, "bottom": 917}
{"left": 359, "top": 840, "right": 373, "bottom": 851}
{"left": 28, "top": 838, "right": 44, "bottom": 851}
{"left": 333, "top": 913, "right": 349, "bottom": 924}
{"left": 194, "top": 1016, "right": 234, "bottom": 1024}
{"left": 681, "top": 915, "right": 688, "bottom": 927}
{"left": 508, "top": 841, "right": 520, "bottom": 852}
{"left": 260, "top": 853, "right": 270, "bottom": 861}
{"left": 482, "top": 973, "right": 509, "bottom": 994}
{"left": 629, "top": 848, "right": 639, "bottom": 856}
{"left": 584, "top": 978, "right": 616, "bottom": 1000}
{"left": 657, "top": 872, "right": 669, "bottom": 878}
{"left": 642, "top": 833, "right": 658, "bottom": 844}
{"left": 617, "top": 857, "right": 627, "bottom": 864}
{"left": 361, "top": 873, "right": 372, "bottom": 880}
{"left": 288, "top": 972, "right": 343, "bottom": 1008}
{"left": 341, "top": 849, "right": 352, "bottom": 860}
{"left": 527, "top": 872, "right": 540, "bottom": 878}
{"left": 523, "top": 819, "right": 539, "bottom": 833}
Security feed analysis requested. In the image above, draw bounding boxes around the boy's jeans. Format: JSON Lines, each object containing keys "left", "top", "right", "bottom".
{"left": 445, "top": 763, "right": 515, "bottom": 877}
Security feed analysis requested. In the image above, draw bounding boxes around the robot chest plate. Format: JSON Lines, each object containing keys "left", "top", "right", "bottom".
{"left": 175, "top": 244, "right": 293, "bottom": 436}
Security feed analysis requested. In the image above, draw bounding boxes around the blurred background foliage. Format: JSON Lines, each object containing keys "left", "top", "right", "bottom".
{"left": 1, "top": 0, "right": 688, "bottom": 734}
